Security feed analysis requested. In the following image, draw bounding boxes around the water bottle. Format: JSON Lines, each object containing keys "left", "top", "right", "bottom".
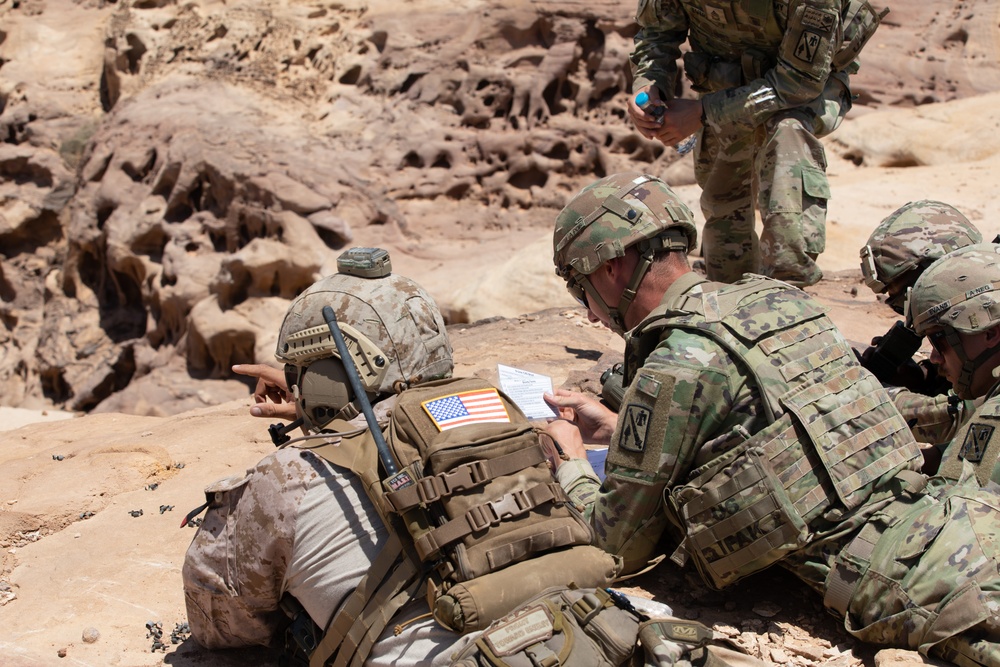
{"left": 634, "top": 91, "right": 697, "bottom": 156}
{"left": 634, "top": 91, "right": 665, "bottom": 119}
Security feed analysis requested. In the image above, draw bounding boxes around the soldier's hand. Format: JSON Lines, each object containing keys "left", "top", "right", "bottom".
{"left": 543, "top": 418, "right": 588, "bottom": 464}
{"left": 628, "top": 85, "right": 665, "bottom": 139}
{"left": 544, "top": 389, "right": 617, "bottom": 446}
{"left": 653, "top": 98, "right": 704, "bottom": 147}
{"left": 232, "top": 364, "right": 298, "bottom": 421}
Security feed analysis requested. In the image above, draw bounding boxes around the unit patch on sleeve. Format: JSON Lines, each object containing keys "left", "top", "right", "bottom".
{"left": 607, "top": 369, "right": 675, "bottom": 477}
{"left": 620, "top": 404, "right": 652, "bottom": 453}
{"left": 794, "top": 30, "right": 823, "bottom": 63}
{"left": 960, "top": 423, "right": 995, "bottom": 463}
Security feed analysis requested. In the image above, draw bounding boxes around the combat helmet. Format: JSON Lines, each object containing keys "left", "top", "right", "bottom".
{"left": 553, "top": 172, "right": 697, "bottom": 334}
{"left": 860, "top": 200, "right": 981, "bottom": 313}
{"left": 908, "top": 243, "right": 1000, "bottom": 398}
{"left": 275, "top": 248, "right": 453, "bottom": 432}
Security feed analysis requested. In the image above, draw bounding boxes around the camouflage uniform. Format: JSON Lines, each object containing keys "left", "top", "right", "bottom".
{"left": 858, "top": 201, "right": 982, "bottom": 399}
{"left": 909, "top": 244, "right": 1000, "bottom": 490}
{"left": 938, "top": 385, "right": 1000, "bottom": 488}
{"left": 181, "top": 403, "right": 463, "bottom": 664}
{"left": 553, "top": 175, "right": 1000, "bottom": 666}
{"left": 183, "top": 263, "right": 463, "bottom": 664}
{"left": 631, "top": 0, "right": 881, "bottom": 286}
{"left": 887, "top": 386, "right": 975, "bottom": 448}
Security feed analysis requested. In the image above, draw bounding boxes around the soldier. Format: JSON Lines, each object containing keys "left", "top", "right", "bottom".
{"left": 859, "top": 200, "right": 982, "bottom": 391}
{"left": 545, "top": 172, "right": 1000, "bottom": 666}
{"left": 858, "top": 201, "right": 982, "bottom": 469}
{"left": 183, "top": 250, "right": 635, "bottom": 667}
{"left": 908, "top": 243, "right": 1000, "bottom": 487}
{"left": 628, "top": 0, "right": 887, "bottom": 287}
{"left": 182, "top": 262, "right": 463, "bottom": 664}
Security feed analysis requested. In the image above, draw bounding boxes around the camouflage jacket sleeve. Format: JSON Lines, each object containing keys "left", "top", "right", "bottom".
{"left": 887, "top": 386, "right": 972, "bottom": 447}
{"left": 634, "top": 0, "right": 844, "bottom": 130}
{"left": 561, "top": 328, "right": 761, "bottom": 574}
{"left": 631, "top": 0, "right": 688, "bottom": 97}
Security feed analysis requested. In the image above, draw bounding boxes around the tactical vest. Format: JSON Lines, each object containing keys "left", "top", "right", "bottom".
{"left": 679, "top": 0, "right": 888, "bottom": 92}
{"left": 305, "top": 377, "right": 622, "bottom": 666}
{"left": 624, "top": 274, "right": 921, "bottom": 590}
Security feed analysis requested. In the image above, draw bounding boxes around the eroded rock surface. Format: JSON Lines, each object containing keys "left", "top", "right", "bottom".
{"left": 1, "top": 0, "right": 1000, "bottom": 416}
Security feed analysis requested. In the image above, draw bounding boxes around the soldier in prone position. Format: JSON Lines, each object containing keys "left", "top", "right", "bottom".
{"left": 857, "top": 200, "right": 983, "bottom": 469}
{"left": 182, "top": 261, "right": 464, "bottom": 665}
{"left": 543, "top": 172, "right": 1000, "bottom": 667}
{"left": 909, "top": 242, "right": 1000, "bottom": 489}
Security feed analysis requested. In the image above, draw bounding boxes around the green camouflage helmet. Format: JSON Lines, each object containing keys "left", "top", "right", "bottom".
{"left": 276, "top": 258, "right": 453, "bottom": 431}
{"left": 861, "top": 200, "right": 981, "bottom": 295}
{"left": 553, "top": 172, "right": 696, "bottom": 277}
{"left": 908, "top": 243, "right": 1000, "bottom": 398}
{"left": 909, "top": 243, "right": 1000, "bottom": 337}
{"left": 553, "top": 173, "right": 697, "bottom": 334}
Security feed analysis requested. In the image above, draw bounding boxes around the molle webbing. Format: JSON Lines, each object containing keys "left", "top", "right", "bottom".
{"left": 386, "top": 445, "right": 547, "bottom": 512}
{"left": 781, "top": 365, "right": 915, "bottom": 510}
{"left": 634, "top": 277, "right": 833, "bottom": 422}
{"left": 413, "top": 482, "right": 572, "bottom": 561}
{"left": 647, "top": 278, "right": 921, "bottom": 588}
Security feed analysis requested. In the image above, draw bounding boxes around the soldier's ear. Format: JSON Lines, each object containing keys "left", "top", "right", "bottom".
{"left": 984, "top": 324, "right": 1000, "bottom": 349}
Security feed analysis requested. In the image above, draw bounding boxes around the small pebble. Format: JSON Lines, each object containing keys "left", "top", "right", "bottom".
{"left": 57, "top": 648, "right": 67, "bottom": 658}
{"left": 753, "top": 601, "right": 781, "bottom": 618}
{"left": 82, "top": 627, "right": 100, "bottom": 643}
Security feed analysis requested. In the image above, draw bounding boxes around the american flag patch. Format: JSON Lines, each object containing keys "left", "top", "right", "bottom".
{"left": 422, "top": 388, "right": 511, "bottom": 431}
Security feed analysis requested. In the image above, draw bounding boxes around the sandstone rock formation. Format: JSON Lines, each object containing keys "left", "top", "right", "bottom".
{"left": 1, "top": 0, "right": 1000, "bottom": 419}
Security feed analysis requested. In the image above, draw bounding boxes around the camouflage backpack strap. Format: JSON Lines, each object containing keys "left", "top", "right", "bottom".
{"left": 832, "top": 0, "right": 891, "bottom": 72}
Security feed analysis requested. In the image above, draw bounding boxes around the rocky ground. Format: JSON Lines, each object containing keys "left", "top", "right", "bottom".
{"left": 2, "top": 0, "right": 999, "bottom": 664}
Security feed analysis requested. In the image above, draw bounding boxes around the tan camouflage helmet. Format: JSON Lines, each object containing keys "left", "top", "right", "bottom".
{"left": 908, "top": 243, "right": 1000, "bottom": 398}
{"left": 553, "top": 172, "right": 697, "bottom": 334}
{"left": 275, "top": 258, "right": 453, "bottom": 431}
{"left": 860, "top": 200, "right": 981, "bottom": 306}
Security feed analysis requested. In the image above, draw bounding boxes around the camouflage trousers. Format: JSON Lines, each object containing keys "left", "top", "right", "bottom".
{"left": 694, "top": 76, "right": 851, "bottom": 287}
{"left": 831, "top": 472, "right": 1000, "bottom": 667}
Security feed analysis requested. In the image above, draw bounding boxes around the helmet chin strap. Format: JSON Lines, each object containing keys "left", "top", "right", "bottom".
{"left": 578, "top": 246, "right": 657, "bottom": 336}
{"left": 945, "top": 328, "right": 1000, "bottom": 399}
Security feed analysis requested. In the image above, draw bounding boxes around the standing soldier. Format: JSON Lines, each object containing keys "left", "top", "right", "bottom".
{"left": 628, "top": 0, "right": 887, "bottom": 286}
{"left": 545, "top": 172, "right": 1000, "bottom": 666}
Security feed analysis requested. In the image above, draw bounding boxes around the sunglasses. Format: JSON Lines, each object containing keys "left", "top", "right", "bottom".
{"left": 926, "top": 330, "right": 949, "bottom": 353}
{"left": 566, "top": 274, "right": 590, "bottom": 309}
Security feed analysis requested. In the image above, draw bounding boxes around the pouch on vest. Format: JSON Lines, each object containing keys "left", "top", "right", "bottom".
{"left": 450, "top": 585, "right": 761, "bottom": 667}
{"left": 449, "top": 586, "right": 643, "bottom": 666}
{"left": 383, "top": 377, "right": 621, "bottom": 633}
{"left": 665, "top": 415, "right": 811, "bottom": 591}
{"left": 832, "top": 0, "right": 889, "bottom": 72}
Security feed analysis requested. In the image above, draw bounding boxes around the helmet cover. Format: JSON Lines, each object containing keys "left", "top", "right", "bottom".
{"left": 861, "top": 200, "right": 981, "bottom": 294}
{"left": 553, "top": 172, "right": 697, "bottom": 279}
{"left": 275, "top": 268, "right": 453, "bottom": 429}
{"left": 909, "top": 243, "right": 1000, "bottom": 336}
